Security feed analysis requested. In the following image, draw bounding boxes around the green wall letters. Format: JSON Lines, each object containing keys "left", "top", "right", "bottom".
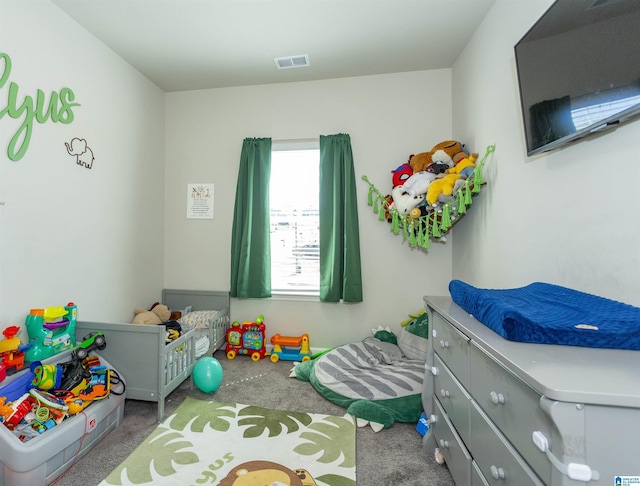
{"left": 1, "top": 52, "right": 80, "bottom": 161}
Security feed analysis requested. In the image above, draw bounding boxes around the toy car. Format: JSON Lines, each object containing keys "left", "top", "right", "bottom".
{"left": 73, "top": 332, "right": 106, "bottom": 360}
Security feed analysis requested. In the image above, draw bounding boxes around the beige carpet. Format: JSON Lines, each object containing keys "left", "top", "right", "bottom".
{"left": 99, "top": 397, "right": 356, "bottom": 486}
{"left": 54, "top": 350, "right": 454, "bottom": 486}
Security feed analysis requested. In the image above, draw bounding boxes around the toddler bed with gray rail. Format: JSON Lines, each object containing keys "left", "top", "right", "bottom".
{"left": 76, "top": 289, "right": 230, "bottom": 421}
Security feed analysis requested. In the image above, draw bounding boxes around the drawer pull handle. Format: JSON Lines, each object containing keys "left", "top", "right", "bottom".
{"left": 430, "top": 366, "right": 439, "bottom": 376}
{"left": 439, "top": 438, "right": 449, "bottom": 449}
{"left": 489, "top": 391, "right": 505, "bottom": 405}
{"left": 439, "top": 340, "right": 450, "bottom": 349}
{"left": 440, "top": 389, "right": 450, "bottom": 399}
{"left": 429, "top": 414, "right": 438, "bottom": 424}
{"left": 490, "top": 465, "right": 505, "bottom": 480}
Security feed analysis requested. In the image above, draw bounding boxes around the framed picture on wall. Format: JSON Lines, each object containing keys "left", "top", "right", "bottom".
{"left": 187, "top": 183, "right": 214, "bottom": 219}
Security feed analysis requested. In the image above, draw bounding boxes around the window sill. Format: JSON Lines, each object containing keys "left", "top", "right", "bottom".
{"left": 270, "top": 291, "right": 319, "bottom": 302}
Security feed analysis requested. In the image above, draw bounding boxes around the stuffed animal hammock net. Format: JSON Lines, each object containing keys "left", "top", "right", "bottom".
{"left": 362, "top": 144, "right": 495, "bottom": 251}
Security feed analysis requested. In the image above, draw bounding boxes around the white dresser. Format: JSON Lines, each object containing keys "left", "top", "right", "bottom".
{"left": 422, "top": 296, "right": 640, "bottom": 486}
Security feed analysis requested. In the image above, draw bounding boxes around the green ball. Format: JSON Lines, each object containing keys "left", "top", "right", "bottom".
{"left": 193, "top": 357, "right": 223, "bottom": 394}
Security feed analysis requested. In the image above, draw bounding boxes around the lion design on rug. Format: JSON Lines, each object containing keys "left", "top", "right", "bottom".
{"left": 216, "top": 460, "right": 317, "bottom": 486}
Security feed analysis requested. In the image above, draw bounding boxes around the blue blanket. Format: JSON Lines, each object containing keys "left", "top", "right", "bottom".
{"left": 448, "top": 280, "right": 640, "bottom": 350}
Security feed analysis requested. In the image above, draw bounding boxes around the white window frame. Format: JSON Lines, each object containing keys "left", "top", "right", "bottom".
{"left": 270, "top": 139, "right": 320, "bottom": 298}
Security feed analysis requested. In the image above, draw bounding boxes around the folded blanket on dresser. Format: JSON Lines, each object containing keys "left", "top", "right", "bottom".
{"left": 449, "top": 279, "right": 640, "bottom": 350}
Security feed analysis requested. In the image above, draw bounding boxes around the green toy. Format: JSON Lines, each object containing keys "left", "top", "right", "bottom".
{"left": 295, "top": 315, "right": 429, "bottom": 431}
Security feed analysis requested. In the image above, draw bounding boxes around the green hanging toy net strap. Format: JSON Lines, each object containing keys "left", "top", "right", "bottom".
{"left": 361, "top": 144, "right": 495, "bottom": 250}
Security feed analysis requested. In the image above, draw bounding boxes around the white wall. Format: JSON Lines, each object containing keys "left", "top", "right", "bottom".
{"left": 165, "top": 71, "right": 456, "bottom": 348}
{"left": 0, "top": 0, "right": 166, "bottom": 339}
{"left": 451, "top": 0, "right": 640, "bottom": 306}
{"left": 8, "top": 0, "right": 631, "bottom": 352}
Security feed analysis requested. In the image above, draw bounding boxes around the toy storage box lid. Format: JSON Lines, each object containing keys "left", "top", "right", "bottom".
{"left": 0, "top": 351, "right": 126, "bottom": 485}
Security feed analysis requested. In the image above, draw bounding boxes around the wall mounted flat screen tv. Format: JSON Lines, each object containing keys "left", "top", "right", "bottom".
{"left": 515, "top": 0, "right": 640, "bottom": 156}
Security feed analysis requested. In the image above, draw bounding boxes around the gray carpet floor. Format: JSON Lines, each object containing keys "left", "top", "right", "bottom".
{"left": 53, "top": 349, "right": 454, "bottom": 486}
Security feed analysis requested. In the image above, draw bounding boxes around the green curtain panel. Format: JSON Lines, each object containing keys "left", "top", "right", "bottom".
{"left": 319, "top": 134, "right": 363, "bottom": 303}
{"left": 230, "top": 137, "right": 272, "bottom": 298}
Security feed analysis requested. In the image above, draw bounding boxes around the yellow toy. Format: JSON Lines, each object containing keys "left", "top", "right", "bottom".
{"left": 0, "top": 330, "right": 21, "bottom": 355}
{"left": 426, "top": 173, "right": 461, "bottom": 206}
{"left": 0, "top": 325, "right": 28, "bottom": 374}
{"left": 270, "top": 334, "right": 312, "bottom": 363}
{"left": 447, "top": 153, "right": 477, "bottom": 178}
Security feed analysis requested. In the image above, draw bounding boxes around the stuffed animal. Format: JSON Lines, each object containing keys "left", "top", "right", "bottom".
{"left": 383, "top": 194, "right": 394, "bottom": 221}
{"left": 133, "top": 302, "right": 171, "bottom": 325}
{"left": 425, "top": 158, "right": 451, "bottom": 175}
{"left": 448, "top": 152, "right": 478, "bottom": 179}
{"left": 389, "top": 186, "right": 425, "bottom": 215}
{"left": 410, "top": 149, "right": 452, "bottom": 174}
{"left": 402, "top": 170, "right": 437, "bottom": 197}
{"left": 409, "top": 140, "right": 464, "bottom": 173}
{"left": 426, "top": 173, "right": 461, "bottom": 206}
{"left": 390, "top": 161, "right": 413, "bottom": 187}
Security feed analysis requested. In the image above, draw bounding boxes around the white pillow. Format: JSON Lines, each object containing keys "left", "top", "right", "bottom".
{"left": 363, "top": 337, "right": 404, "bottom": 365}
{"left": 397, "top": 327, "right": 429, "bottom": 361}
{"left": 179, "top": 310, "right": 217, "bottom": 330}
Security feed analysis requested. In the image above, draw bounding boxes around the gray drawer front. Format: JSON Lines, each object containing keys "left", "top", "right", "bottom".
{"left": 470, "top": 401, "right": 544, "bottom": 486}
{"left": 433, "top": 398, "right": 471, "bottom": 486}
{"left": 432, "top": 312, "right": 470, "bottom": 388}
{"left": 472, "top": 460, "right": 490, "bottom": 486}
{"left": 470, "top": 343, "right": 552, "bottom": 483}
{"left": 434, "top": 353, "right": 471, "bottom": 447}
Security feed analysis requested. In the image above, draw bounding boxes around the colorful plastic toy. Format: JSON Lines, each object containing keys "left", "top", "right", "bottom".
{"left": 0, "top": 397, "right": 14, "bottom": 421}
{"left": 30, "top": 362, "right": 61, "bottom": 390}
{"left": 28, "top": 388, "right": 69, "bottom": 411}
{"left": 0, "top": 326, "right": 32, "bottom": 375}
{"left": 63, "top": 366, "right": 120, "bottom": 414}
{"left": 2, "top": 393, "right": 36, "bottom": 429}
{"left": 25, "top": 303, "right": 77, "bottom": 362}
{"left": 269, "top": 333, "right": 312, "bottom": 363}
{"left": 30, "top": 357, "right": 91, "bottom": 396}
{"left": 35, "top": 418, "right": 57, "bottom": 434}
{"left": 225, "top": 316, "right": 267, "bottom": 361}
{"left": 72, "top": 332, "right": 106, "bottom": 360}
{"left": 0, "top": 370, "right": 36, "bottom": 403}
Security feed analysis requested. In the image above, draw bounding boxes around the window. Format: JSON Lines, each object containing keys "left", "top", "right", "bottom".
{"left": 231, "top": 134, "right": 361, "bottom": 302}
{"left": 269, "top": 140, "right": 320, "bottom": 295}
{"left": 571, "top": 88, "right": 640, "bottom": 131}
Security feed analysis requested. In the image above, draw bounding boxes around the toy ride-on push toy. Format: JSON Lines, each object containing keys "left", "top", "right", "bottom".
{"left": 225, "top": 316, "right": 267, "bottom": 362}
{"left": 270, "top": 333, "right": 312, "bottom": 363}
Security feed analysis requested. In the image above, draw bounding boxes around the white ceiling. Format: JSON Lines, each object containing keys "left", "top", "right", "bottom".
{"left": 51, "top": 0, "right": 496, "bottom": 92}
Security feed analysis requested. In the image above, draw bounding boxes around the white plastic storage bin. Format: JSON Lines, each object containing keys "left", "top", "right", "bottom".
{"left": 0, "top": 351, "right": 126, "bottom": 486}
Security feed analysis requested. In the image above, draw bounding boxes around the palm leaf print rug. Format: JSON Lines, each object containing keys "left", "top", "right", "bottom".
{"left": 100, "top": 397, "right": 356, "bottom": 486}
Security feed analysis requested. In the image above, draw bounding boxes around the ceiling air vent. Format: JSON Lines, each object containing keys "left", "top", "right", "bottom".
{"left": 274, "top": 54, "right": 310, "bottom": 70}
